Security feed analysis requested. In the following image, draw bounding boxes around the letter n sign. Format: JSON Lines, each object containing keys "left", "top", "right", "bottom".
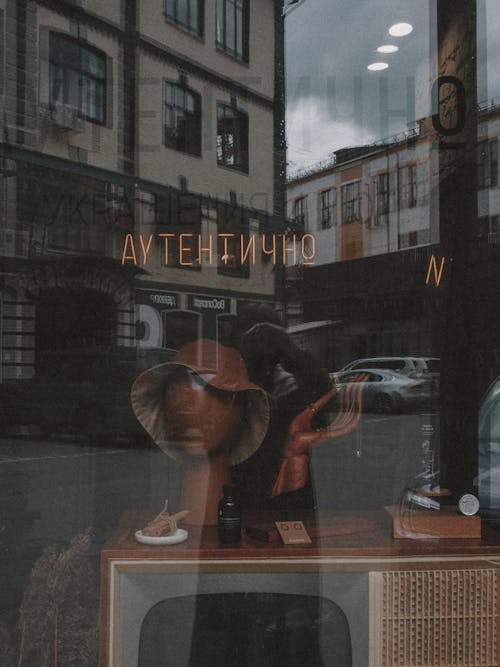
{"left": 425, "top": 254, "right": 447, "bottom": 287}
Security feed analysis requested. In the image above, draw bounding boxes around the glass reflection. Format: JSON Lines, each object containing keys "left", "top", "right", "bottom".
{"left": 1, "top": 0, "right": 500, "bottom": 663}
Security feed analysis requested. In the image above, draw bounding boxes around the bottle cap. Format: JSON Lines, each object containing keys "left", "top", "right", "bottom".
{"left": 223, "top": 484, "right": 236, "bottom": 496}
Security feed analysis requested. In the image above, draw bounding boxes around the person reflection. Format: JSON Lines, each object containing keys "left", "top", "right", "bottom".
{"left": 131, "top": 339, "right": 269, "bottom": 525}
{"left": 232, "top": 304, "right": 335, "bottom": 512}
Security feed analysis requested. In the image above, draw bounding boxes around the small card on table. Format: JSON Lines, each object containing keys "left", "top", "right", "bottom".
{"left": 275, "top": 521, "right": 312, "bottom": 544}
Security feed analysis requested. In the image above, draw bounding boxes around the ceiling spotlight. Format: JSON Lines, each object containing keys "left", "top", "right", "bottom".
{"left": 367, "top": 62, "right": 389, "bottom": 71}
{"left": 377, "top": 44, "right": 399, "bottom": 54}
{"left": 389, "top": 22, "right": 413, "bottom": 37}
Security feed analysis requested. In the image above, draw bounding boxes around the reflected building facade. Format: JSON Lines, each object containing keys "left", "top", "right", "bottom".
{"left": 2, "top": 2, "right": 500, "bottom": 666}
{"left": 285, "top": 0, "right": 500, "bottom": 500}
{"left": 0, "top": 0, "right": 284, "bottom": 383}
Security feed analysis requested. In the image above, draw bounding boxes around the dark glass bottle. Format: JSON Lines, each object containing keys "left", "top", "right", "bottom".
{"left": 217, "top": 484, "right": 241, "bottom": 544}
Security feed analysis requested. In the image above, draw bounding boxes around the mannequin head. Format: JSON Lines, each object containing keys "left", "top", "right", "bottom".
{"left": 162, "top": 368, "right": 245, "bottom": 460}
{"left": 131, "top": 339, "right": 269, "bottom": 524}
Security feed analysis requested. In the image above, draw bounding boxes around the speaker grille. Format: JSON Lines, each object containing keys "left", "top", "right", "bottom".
{"left": 369, "top": 569, "right": 499, "bottom": 667}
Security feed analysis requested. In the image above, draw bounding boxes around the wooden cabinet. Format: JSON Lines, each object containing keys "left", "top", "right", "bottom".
{"left": 100, "top": 511, "right": 500, "bottom": 667}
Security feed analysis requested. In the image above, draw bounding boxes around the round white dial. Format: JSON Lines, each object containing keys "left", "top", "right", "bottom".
{"left": 458, "top": 493, "right": 480, "bottom": 516}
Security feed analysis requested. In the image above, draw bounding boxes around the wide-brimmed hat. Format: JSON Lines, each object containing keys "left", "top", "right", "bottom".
{"left": 131, "top": 339, "right": 270, "bottom": 465}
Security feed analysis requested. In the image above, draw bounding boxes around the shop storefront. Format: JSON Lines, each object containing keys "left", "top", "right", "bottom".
{"left": 2, "top": 1, "right": 500, "bottom": 666}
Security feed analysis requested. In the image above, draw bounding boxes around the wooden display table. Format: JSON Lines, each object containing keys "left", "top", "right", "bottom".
{"left": 100, "top": 510, "right": 500, "bottom": 667}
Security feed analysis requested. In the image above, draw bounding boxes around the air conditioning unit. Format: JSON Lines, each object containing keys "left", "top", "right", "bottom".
{"left": 50, "top": 104, "right": 80, "bottom": 131}
{"left": 0, "top": 229, "right": 29, "bottom": 258}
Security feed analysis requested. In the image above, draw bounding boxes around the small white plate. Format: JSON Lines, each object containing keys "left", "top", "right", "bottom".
{"left": 134, "top": 528, "right": 188, "bottom": 545}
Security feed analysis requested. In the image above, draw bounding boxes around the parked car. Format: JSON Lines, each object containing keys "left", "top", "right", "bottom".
{"left": 340, "top": 356, "right": 439, "bottom": 377}
{"left": 329, "top": 369, "right": 433, "bottom": 413}
{"left": 340, "top": 356, "right": 440, "bottom": 393}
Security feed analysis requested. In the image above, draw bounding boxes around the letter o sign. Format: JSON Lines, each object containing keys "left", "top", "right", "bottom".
{"left": 431, "top": 76, "right": 466, "bottom": 136}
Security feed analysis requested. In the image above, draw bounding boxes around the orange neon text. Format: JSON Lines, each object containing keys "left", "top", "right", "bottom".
{"left": 121, "top": 233, "right": 316, "bottom": 267}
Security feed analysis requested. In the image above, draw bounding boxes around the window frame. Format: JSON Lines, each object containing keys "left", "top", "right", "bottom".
{"left": 341, "top": 181, "right": 360, "bottom": 224}
{"left": 216, "top": 103, "right": 249, "bottom": 173}
{"left": 478, "top": 214, "right": 500, "bottom": 242}
{"left": 407, "top": 164, "right": 417, "bottom": 208}
{"left": 376, "top": 172, "right": 390, "bottom": 217}
{"left": 371, "top": 172, "right": 389, "bottom": 226}
{"left": 319, "top": 188, "right": 336, "bottom": 229}
{"left": 164, "top": 0, "right": 204, "bottom": 37}
{"left": 163, "top": 80, "right": 202, "bottom": 157}
{"left": 398, "top": 228, "right": 430, "bottom": 249}
{"left": 16, "top": 163, "right": 107, "bottom": 255}
{"left": 293, "top": 196, "right": 308, "bottom": 230}
{"left": 48, "top": 32, "right": 106, "bottom": 125}
{"left": 478, "top": 138, "right": 498, "bottom": 190}
{"left": 216, "top": 0, "right": 249, "bottom": 62}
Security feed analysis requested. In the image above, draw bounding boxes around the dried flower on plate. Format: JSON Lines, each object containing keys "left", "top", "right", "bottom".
{"left": 141, "top": 501, "right": 189, "bottom": 537}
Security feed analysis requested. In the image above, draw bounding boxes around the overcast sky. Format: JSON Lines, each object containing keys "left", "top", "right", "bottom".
{"left": 285, "top": 0, "right": 500, "bottom": 175}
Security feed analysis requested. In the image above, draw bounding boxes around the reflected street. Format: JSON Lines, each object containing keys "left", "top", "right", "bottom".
{"left": 312, "top": 410, "right": 435, "bottom": 510}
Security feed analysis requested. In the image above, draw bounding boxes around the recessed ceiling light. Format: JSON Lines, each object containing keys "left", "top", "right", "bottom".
{"left": 389, "top": 22, "right": 413, "bottom": 37}
{"left": 367, "top": 62, "right": 389, "bottom": 71}
{"left": 377, "top": 44, "right": 399, "bottom": 54}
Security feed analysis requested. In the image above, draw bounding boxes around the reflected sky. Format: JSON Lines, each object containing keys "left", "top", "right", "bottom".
{"left": 285, "top": 0, "right": 500, "bottom": 173}
{"left": 482, "top": 0, "right": 500, "bottom": 104}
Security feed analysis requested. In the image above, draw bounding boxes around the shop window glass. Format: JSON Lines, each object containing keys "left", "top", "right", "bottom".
{"left": 7, "top": 3, "right": 500, "bottom": 665}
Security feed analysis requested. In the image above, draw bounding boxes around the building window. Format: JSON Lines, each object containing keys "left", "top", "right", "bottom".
{"left": 478, "top": 215, "right": 500, "bottom": 243}
{"left": 164, "top": 82, "right": 202, "bottom": 156}
{"left": 341, "top": 182, "right": 360, "bottom": 223}
{"left": 16, "top": 163, "right": 107, "bottom": 254}
{"left": 478, "top": 139, "right": 498, "bottom": 189}
{"left": 164, "top": 0, "right": 204, "bottom": 36}
{"left": 373, "top": 172, "right": 389, "bottom": 225}
{"left": 399, "top": 164, "right": 417, "bottom": 209}
{"left": 319, "top": 189, "right": 336, "bottom": 229}
{"left": 217, "top": 104, "right": 248, "bottom": 172}
{"left": 293, "top": 196, "right": 308, "bottom": 230}
{"left": 155, "top": 191, "right": 202, "bottom": 269}
{"left": 217, "top": 204, "right": 249, "bottom": 278}
{"left": 398, "top": 229, "right": 430, "bottom": 249}
{"left": 49, "top": 33, "right": 106, "bottom": 124}
{"left": 216, "top": 0, "right": 249, "bottom": 61}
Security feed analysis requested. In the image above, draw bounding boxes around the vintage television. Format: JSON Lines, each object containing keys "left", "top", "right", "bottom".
{"left": 103, "top": 549, "right": 500, "bottom": 667}
{"left": 103, "top": 558, "right": 368, "bottom": 667}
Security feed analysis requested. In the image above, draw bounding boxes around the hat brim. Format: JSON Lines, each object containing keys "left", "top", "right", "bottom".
{"left": 131, "top": 361, "right": 270, "bottom": 466}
